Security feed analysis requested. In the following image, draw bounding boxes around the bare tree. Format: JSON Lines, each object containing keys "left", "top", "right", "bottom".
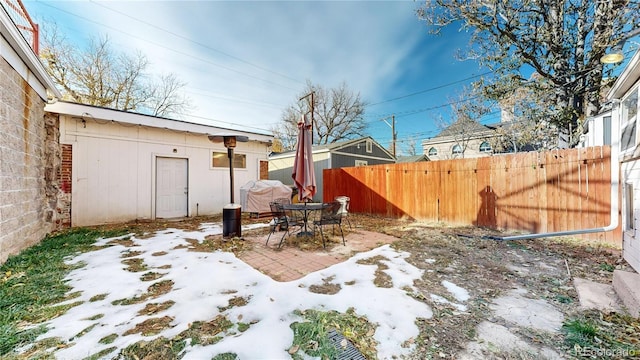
{"left": 418, "top": 0, "right": 640, "bottom": 147}
{"left": 273, "top": 81, "right": 367, "bottom": 150}
{"left": 40, "top": 27, "right": 190, "bottom": 117}
{"left": 400, "top": 137, "right": 419, "bottom": 156}
{"left": 436, "top": 89, "right": 493, "bottom": 159}
{"left": 491, "top": 75, "right": 560, "bottom": 152}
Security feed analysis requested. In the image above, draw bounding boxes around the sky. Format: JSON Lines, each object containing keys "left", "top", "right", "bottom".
{"left": 27, "top": 222, "right": 471, "bottom": 359}
{"left": 22, "top": 0, "right": 493, "bottom": 155}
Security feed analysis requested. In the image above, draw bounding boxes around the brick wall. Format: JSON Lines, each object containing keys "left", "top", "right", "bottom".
{"left": 57, "top": 143, "right": 72, "bottom": 227}
{"left": 0, "top": 56, "right": 58, "bottom": 263}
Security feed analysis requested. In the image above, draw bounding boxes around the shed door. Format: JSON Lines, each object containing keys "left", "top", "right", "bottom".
{"left": 156, "top": 157, "right": 188, "bottom": 218}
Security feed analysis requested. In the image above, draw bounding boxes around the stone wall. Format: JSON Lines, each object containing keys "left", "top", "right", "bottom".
{"left": 0, "top": 56, "right": 59, "bottom": 264}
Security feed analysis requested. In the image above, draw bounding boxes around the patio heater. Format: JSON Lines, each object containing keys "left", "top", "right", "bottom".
{"left": 208, "top": 134, "right": 248, "bottom": 238}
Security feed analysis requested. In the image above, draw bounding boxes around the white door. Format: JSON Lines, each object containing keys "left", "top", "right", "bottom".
{"left": 156, "top": 157, "right": 188, "bottom": 218}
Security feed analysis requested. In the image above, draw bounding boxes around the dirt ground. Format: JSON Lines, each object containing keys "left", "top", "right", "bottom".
{"left": 85, "top": 212, "right": 638, "bottom": 358}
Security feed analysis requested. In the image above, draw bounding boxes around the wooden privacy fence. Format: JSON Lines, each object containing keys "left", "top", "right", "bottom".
{"left": 324, "top": 146, "right": 620, "bottom": 244}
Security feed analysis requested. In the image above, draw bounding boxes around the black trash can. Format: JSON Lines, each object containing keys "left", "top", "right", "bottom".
{"left": 223, "top": 203, "right": 242, "bottom": 238}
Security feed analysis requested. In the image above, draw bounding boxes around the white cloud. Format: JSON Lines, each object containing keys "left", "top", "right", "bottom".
{"left": 27, "top": 1, "right": 430, "bottom": 133}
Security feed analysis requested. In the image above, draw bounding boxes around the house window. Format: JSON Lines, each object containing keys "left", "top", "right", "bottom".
{"left": 479, "top": 141, "right": 492, "bottom": 153}
{"left": 621, "top": 90, "right": 638, "bottom": 151}
{"left": 625, "top": 183, "right": 635, "bottom": 231}
{"left": 452, "top": 144, "right": 463, "bottom": 156}
{"left": 365, "top": 139, "right": 373, "bottom": 153}
{"left": 428, "top": 147, "right": 438, "bottom": 156}
{"left": 355, "top": 160, "right": 368, "bottom": 167}
{"left": 212, "top": 151, "right": 246, "bottom": 169}
{"left": 603, "top": 116, "right": 611, "bottom": 146}
{"left": 621, "top": 122, "right": 636, "bottom": 151}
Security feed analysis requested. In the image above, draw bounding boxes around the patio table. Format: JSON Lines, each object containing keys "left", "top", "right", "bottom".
{"left": 281, "top": 202, "right": 330, "bottom": 236}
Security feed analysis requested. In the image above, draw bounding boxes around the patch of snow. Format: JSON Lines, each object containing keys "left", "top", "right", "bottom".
{"left": 36, "top": 225, "right": 433, "bottom": 359}
{"left": 430, "top": 294, "right": 467, "bottom": 312}
{"left": 442, "top": 280, "right": 470, "bottom": 302}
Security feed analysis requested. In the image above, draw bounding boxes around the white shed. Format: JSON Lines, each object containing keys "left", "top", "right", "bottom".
{"left": 45, "top": 101, "right": 273, "bottom": 226}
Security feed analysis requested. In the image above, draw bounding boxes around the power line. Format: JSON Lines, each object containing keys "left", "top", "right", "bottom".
{"left": 89, "top": 0, "right": 304, "bottom": 85}
{"left": 35, "top": 1, "right": 300, "bottom": 91}
{"left": 368, "top": 71, "right": 492, "bottom": 106}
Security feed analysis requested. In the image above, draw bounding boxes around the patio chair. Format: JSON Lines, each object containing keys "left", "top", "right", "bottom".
{"left": 266, "top": 201, "right": 305, "bottom": 248}
{"left": 266, "top": 202, "right": 287, "bottom": 247}
{"left": 334, "top": 196, "right": 352, "bottom": 229}
{"left": 313, "top": 201, "right": 345, "bottom": 248}
{"left": 273, "top": 197, "right": 290, "bottom": 205}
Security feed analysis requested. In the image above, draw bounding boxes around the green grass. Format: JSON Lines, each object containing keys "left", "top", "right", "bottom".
{"left": 563, "top": 311, "right": 640, "bottom": 357}
{"left": 0, "top": 227, "right": 129, "bottom": 356}
{"left": 289, "top": 308, "right": 377, "bottom": 359}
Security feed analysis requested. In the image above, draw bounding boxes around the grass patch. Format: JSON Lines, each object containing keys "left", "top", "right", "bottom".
{"left": 308, "top": 276, "right": 342, "bottom": 295}
{"left": 213, "top": 353, "right": 238, "bottom": 360}
{"left": 563, "top": 311, "right": 640, "bottom": 356}
{"left": 72, "top": 323, "right": 98, "bottom": 340}
{"left": 117, "top": 337, "right": 186, "bottom": 359}
{"left": 112, "top": 279, "right": 174, "bottom": 305}
{"left": 85, "top": 346, "right": 118, "bottom": 360}
{"left": 99, "top": 333, "right": 118, "bottom": 344}
{"left": 178, "top": 315, "right": 234, "bottom": 346}
{"left": 218, "top": 296, "right": 251, "bottom": 312}
{"left": 356, "top": 256, "right": 393, "bottom": 288}
{"left": 139, "top": 301, "right": 176, "bottom": 316}
{"left": 89, "top": 293, "right": 108, "bottom": 302}
{"left": 289, "top": 308, "right": 377, "bottom": 359}
{"left": 123, "top": 316, "right": 174, "bottom": 336}
{"left": 0, "top": 227, "right": 128, "bottom": 356}
{"left": 121, "top": 257, "right": 147, "bottom": 272}
{"left": 140, "top": 271, "right": 164, "bottom": 282}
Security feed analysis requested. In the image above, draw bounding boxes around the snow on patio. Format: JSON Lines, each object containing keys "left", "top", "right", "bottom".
{"left": 32, "top": 222, "right": 461, "bottom": 359}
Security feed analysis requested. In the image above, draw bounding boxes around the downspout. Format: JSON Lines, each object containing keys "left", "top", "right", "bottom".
{"left": 490, "top": 101, "right": 620, "bottom": 241}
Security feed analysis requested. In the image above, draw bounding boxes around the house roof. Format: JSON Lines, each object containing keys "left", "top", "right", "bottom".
{"left": 270, "top": 136, "right": 393, "bottom": 159}
{"left": 45, "top": 101, "right": 274, "bottom": 144}
{"left": 436, "top": 120, "right": 494, "bottom": 138}
{"left": 396, "top": 154, "right": 429, "bottom": 163}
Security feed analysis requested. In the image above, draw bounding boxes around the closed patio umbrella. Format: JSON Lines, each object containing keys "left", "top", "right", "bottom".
{"left": 292, "top": 115, "right": 316, "bottom": 202}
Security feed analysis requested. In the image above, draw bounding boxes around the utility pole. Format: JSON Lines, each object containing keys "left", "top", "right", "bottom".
{"left": 300, "top": 91, "right": 315, "bottom": 144}
{"left": 382, "top": 115, "right": 396, "bottom": 157}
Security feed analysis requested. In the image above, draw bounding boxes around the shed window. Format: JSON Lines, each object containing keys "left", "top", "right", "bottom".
{"left": 355, "top": 160, "right": 368, "bottom": 166}
{"left": 428, "top": 147, "right": 438, "bottom": 156}
{"left": 479, "top": 141, "right": 492, "bottom": 153}
{"left": 212, "top": 151, "right": 246, "bottom": 169}
{"left": 452, "top": 144, "right": 463, "bottom": 155}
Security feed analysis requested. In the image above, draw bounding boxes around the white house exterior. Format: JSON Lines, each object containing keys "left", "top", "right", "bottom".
{"left": 421, "top": 121, "right": 496, "bottom": 160}
{"left": 45, "top": 101, "right": 273, "bottom": 227}
{"left": 609, "top": 49, "right": 640, "bottom": 272}
{"left": 578, "top": 108, "right": 613, "bottom": 148}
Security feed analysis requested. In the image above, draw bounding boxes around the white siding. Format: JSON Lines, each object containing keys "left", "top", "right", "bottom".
{"left": 60, "top": 115, "right": 268, "bottom": 226}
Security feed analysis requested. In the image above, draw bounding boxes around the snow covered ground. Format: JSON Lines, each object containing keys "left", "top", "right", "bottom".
{"left": 34, "top": 223, "right": 469, "bottom": 359}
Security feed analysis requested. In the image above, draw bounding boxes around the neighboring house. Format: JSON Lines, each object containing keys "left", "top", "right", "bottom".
{"left": 396, "top": 154, "right": 430, "bottom": 163}
{"left": 1, "top": 3, "right": 63, "bottom": 263}
{"left": 578, "top": 101, "right": 613, "bottom": 148}
{"left": 45, "top": 101, "right": 273, "bottom": 227}
{"left": 422, "top": 120, "right": 496, "bottom": 160}
{"left": 268, "top": 137, "right": 396, "bottom": 202}
{"left": 608, "top": 49, "right": 640, "bottom": 273}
